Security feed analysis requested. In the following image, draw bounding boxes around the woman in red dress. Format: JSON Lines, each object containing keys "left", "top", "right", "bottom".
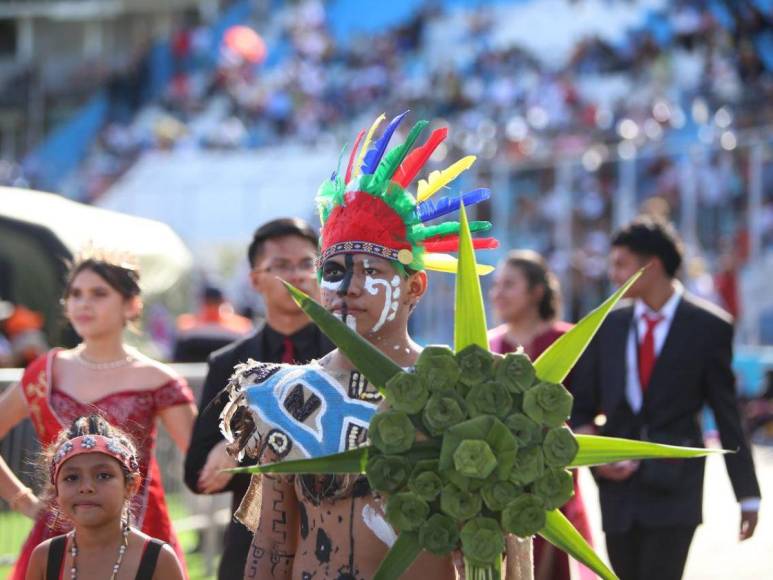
{"left": 488, "top": 249, "right": 594, "bottom": 580}
{"left": 0, "top": 254, "right": 197, "bottom": 579}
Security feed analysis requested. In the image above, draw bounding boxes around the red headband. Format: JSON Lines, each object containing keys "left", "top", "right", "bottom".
{"left": 50, "top": 434, "right": 139, "bottom": 485}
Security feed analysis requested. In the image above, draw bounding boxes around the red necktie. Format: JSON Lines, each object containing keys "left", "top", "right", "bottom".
{"left": 281, "top": 336, "right": 295, "bottom": 364}
{"left": 638, "top": 313, "right": 663, "bottom": 391}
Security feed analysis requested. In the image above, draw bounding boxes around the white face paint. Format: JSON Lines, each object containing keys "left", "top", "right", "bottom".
{"left": 363, "top": 274, "right": 401, "bottom": 333}
{"left": 345, "top": 314, "right": 357, "bottom": 331}
{"left": 320, "top": 279, "right": 343, "bottom": 292}
{"left": 362, "top": 504, "right": 397, "bottom": 547}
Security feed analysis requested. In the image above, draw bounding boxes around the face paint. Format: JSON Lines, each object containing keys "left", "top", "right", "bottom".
{"left": 337, "top": 254, "right": 355, "bottom": 297}
{"left": 362, "top": 504, "right": 397, "bottom": 548}
{"left": 320, "top": 279, "right": 343, "bottom": 292}
{"left": 363, "top": 274, "right": 400, "bottom": 333}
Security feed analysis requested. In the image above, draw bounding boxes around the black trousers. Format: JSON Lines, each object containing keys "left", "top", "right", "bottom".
{"left": 606, "top": 524, "right": 696, "bottom": 580}
{"left": 217, "top": 520, "right": 253, "bottom": 580}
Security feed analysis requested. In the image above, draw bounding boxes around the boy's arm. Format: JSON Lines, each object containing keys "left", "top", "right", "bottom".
{"left": 243, "top": 474, "right": 299, "bottom": 580}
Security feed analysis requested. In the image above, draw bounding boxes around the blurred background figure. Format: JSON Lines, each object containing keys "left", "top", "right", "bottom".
{"left": 488, "top": 249, "right": 594, "bottom": 580}
{"left": 0, "top": 301, "right": 48, "bottom": 368}
{"left": 172, "top": 285, "right": 253, "bottom": 363}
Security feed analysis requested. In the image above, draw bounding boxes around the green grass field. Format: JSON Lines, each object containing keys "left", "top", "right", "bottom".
{"left": 1, "top": 495, "right": 218, "bottom": 579}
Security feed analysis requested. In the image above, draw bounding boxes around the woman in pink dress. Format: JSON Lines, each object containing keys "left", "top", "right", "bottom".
{"left": 0, "top": 253, "right": 197, "bottom": 579}
{"left": 489, "top": 249, "right": 594, "bottom": 580}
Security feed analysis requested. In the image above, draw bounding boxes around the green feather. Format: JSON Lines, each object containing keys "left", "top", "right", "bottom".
{"left": 416, "top": 221, "right": 492, "bottom": 240}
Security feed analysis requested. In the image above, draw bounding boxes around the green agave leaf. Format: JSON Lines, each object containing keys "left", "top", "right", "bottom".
{"left": 454, "top": 204, "right": 489, "bottom": 353}
{"left": 534, "top": 270, "right": 642, "bottom": 384}
{"left": 374, "top": 531, "right": 422, "bottom": 580}
{"left": 570, "top": 435, "right": 727, "bottom": 468}
{"left": 226, "top": 447, "right": 370, "bottom": 475}
{"left": 539, "top": 509, "right": 617, "bottom": 580}
{"left": 283, "top": 281, "right": 402, "bottom": 391}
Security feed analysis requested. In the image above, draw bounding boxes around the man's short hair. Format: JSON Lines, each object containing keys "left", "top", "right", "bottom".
{"left": 611, "top": 215, "right": 684, "bottom": 278}
{"left": 247, "top": 218, "right": 319, "bottom": 267}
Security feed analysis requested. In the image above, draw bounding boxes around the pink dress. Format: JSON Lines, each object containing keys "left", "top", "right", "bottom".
{"left": 489, "top": 322, "right": 594, "bottom": 580}
{"left": 11, "top": 349, "right": 193, "bottom": 580}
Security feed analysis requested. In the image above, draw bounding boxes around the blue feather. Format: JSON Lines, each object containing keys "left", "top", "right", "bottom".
{"left": 361, "top": 111, "right": 409, "bottom": 175}
{"left": 418, "top": 188, "right": 491, "bottom": 222}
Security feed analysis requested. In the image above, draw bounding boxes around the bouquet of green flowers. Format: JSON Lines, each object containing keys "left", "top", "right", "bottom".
{"left": 230, "top": 208, "right": 724, "bottom": 579}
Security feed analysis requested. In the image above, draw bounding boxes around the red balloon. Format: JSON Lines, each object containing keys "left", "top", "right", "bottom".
{"left": 223, "top": 25, "right": 267, "bottom": 63}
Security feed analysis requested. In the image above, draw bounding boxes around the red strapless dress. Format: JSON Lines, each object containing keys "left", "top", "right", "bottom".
{"left": 489, "top": 323, "right": 595, "bottom": 580}
{"left": 10, "top": 349, "right": 193, "bottom": 580}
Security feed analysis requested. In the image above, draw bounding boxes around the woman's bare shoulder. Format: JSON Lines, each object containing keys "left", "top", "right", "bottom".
{"left": 126, "top": 349, "right": 180, "bottom": 385}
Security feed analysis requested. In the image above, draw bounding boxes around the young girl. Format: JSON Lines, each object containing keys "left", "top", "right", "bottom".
{"left": 0, "top": 251, "right": 196, "bottom": 578}
{"left": 26, "top": 415, "right": 185, "bottom": 580}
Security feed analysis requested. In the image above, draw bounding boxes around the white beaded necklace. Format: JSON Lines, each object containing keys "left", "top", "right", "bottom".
{"left": 73, "top": 346, "right": 134, "bottom": 371}
{"left": 69, "top": 524, "right": 129, "bottom": 580}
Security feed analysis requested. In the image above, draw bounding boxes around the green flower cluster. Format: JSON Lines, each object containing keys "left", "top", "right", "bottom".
{"left": 366, "top": 345, "right": 579, "bottom": 567}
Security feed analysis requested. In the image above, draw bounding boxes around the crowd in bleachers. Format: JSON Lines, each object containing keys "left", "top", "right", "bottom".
{"left": 6, "top": 0, "right": 772, "bottom": 322}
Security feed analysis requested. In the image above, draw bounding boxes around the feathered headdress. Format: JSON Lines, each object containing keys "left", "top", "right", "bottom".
{"left": 317, "top": 112, "right": 498, "bottom": 275}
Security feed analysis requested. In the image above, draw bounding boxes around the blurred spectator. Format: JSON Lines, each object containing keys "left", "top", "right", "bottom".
{"left": 0, "top": 301, "right": 48, "bottom": 367}
{"left": 172, "top": 285, "right": 253, "bottom": 362}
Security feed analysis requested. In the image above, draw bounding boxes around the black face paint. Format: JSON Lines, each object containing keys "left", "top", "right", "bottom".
{"left": 337, "top": 254, "right": 355, "bottom": 297}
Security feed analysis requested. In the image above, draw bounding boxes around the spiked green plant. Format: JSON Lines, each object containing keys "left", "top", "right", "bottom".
{"left": 228, "top": 207, "right": 727, "bottom": 580}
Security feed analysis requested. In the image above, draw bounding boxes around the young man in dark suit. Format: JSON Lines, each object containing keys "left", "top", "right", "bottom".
{"left": 183, "top": 218, "right": 333, "bottom": 580}
{"left": 571, "top": 216, "right": 760, "bottom": 580}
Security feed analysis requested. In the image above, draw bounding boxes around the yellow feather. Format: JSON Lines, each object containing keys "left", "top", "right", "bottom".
{"left": 351, "top": 113, "right": 385, "bottom": 181}
{"left": 416, "top": 155, "right": 477, "bottom": 201}
{"left": 423, "top": 253, "right": 494, "bottom": 275}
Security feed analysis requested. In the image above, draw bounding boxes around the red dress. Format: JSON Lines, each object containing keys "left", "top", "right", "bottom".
{"left": 11, "top": 349, "right": 193, "bottom": 580}
{"left": 489, "top": 322, "right": 594, "bottom": 580}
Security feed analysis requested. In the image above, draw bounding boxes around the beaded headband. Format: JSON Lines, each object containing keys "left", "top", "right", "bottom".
{"left": 50, "top": 435, "right": 139, "bottom": 486}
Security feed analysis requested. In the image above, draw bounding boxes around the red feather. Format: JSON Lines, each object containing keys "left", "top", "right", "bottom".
{"left": 393, "top": 127, "right": 448, "bottom": 188}
{"left": 423, "top": 236, "right": 499, "bottom": 253}
{"left": 345, "top": 129, "right": 366, "bottom": 183}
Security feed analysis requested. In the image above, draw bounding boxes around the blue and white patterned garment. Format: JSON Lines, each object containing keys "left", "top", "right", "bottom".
{"left": 220, "top": 360, "right": 382, "bottom": 463}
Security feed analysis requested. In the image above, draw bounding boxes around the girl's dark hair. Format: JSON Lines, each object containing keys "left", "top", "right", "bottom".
{"left": 63, "top": 257, "right": 141, "bottom": 301}
{"left": 504, "top": 249, "right": 561, "bottom": 321}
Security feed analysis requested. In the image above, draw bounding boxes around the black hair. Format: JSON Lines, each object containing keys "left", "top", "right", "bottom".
{"left": 611, "top": 216, "right": 683, "bottom": 278}
{"left": 247, "top": 218, "right": 319, "bottom": 268}
{"left": 63, "top": 258, "right": 141, "bottom": 301}
{"left": 504, "top": 249, "right": 561, "bottom": 321}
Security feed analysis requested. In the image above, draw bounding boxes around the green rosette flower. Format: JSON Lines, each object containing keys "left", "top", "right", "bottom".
{"left": 481, "top": 480, "right": 523, "bottom": 512}
{"left": 509, "top": 446, "right": 545, "bottom": 485}
{"left": 423, "top": 393, "right": 467, "bottom": 436}
{"left": 369, "top": 410, "right": 415, "bottom": 454}
{"left": 522, "top": 381, "right": 573, "bottom": 428}
{"left": 455, "top": 344, "right": 495, "bottom": 387}
{"left": 453, "top": 439, "right": 498, "bottom": 479}
{"left": 505, "top": 413, "right": 543, "bottom": 448}
{"left": 410, "top": 471, "right": 443, "bottom": 501}
{"left": 533, "top": 468, "right": 574, "bottom": 510}
{"left": 366, "top": 455, "right": 411, "bottom": 493}
{"left": 440, "top": 484, "right": 482, "bottom": 521}
{"left": 385, "top": 372, "right": 430, "bottom": 414}
{"left": 465, "top": 380, "right": 513, "bottom": 419}
{"left": 415, "top": 346, "right": 462, "bottom": 394}
{"left": 501, "top": 494, "right": 546, "bottom": 537}
{"left": 419, "top": 513, "right": 460, "bottom": 555}
{"left": 385, "top": 492, "right": 430, "bottom": 532}
{"left": 460, "top": 517, "right": 505, "bottom": 565}
{"left": 409, "top": 470, "right": 443, "bottom": 501}
{"left": 543, "top": 426, "right": 579, "bottom": 467}
{"left": 495, "top": 352, "right": 536, "bottom": 394}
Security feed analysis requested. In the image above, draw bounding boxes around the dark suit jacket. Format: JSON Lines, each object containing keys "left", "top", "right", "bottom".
{"left": 571, "top": 293, "right": 760, "bottom": 534}
{"left": 184, "top": 323, "right": 333, "bottom": 579}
